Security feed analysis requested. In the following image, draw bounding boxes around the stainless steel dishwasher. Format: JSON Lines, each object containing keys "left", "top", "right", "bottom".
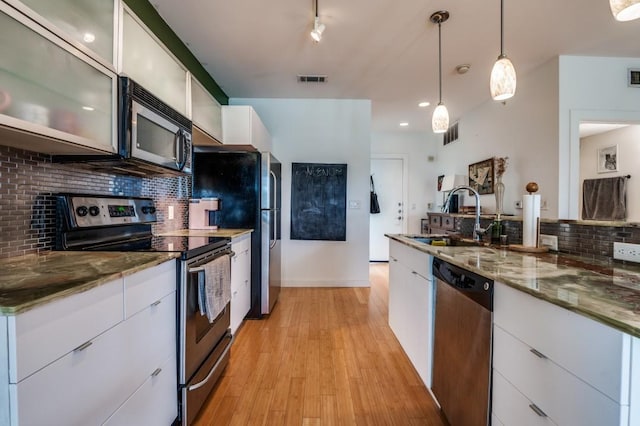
{"left": 431, "top": 257, "right": 493, "bottom": 426}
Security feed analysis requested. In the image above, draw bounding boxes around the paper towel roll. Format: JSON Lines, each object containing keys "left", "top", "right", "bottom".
{"left": 522, "top": 194, "right": 541, "bottom": 247}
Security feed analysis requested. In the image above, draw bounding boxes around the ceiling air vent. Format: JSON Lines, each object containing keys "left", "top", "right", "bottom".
{"left": 443, "top": 121, "right": 459, "bottom": 145}
{"left": 297, "top": 75, "right": 328, "bottom": 83}
{"left": 629, "top": 69, "right": 640, "bottom": 87}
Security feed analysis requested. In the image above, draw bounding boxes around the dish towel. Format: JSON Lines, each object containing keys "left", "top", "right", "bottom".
{"left": 198, "top": 254, "right": 231, "bottom": 323}
{"left": 582, "top": 176, "right": 628, "bottom": 220}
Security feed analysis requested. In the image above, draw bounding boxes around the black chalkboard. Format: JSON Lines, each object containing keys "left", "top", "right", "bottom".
{"left": 290, "top": 162, "right": 347, "bottom": 241}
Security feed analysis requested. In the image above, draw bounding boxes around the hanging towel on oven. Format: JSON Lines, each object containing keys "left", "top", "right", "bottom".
{"left": 198, "top": 254, "right": 231, "bottom": 323}
{"left": 582, "top": 176, "right": 628, "bottom": 220}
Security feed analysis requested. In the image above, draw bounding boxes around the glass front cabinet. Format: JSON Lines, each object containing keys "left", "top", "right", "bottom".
{"left": 0, "top": 3, "right": 117, "bottom": 154}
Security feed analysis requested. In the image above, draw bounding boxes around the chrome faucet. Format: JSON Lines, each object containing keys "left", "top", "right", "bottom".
{"left": 443, "top": 185, "right": 492, "bottom": 242}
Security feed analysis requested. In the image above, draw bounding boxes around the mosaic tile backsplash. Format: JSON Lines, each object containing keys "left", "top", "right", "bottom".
{"left": 0, "top": 145, "right": 190, "bottom": 259}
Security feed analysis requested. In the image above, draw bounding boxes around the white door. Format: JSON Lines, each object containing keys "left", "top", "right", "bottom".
{"left": 370, "top": 157, "right": 405, "bottom": 261}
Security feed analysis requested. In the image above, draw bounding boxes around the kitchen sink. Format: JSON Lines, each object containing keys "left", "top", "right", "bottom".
{"left": 406, "top": 235, "right": 487, "bottom": 247}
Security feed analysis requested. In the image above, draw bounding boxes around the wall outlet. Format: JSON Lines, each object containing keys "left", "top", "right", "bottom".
{"left": 539, "top": 234, "right": 558, "bottom": 251}
{"left": 348, "top": 200, "right": 361, "bottom": 209}
{"left": 514, "top": 200, "right": 523, "bottom": 209}
{"left": 168, "top": 205, "right": 174, "bottom": 220}
{"left": 541, "top": 199, "right": 548, "bottom": 210}
{"left": 613, "top": 242, "right": 640, "bottom": 263}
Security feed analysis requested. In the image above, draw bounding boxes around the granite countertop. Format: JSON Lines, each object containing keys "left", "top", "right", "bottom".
{"left": 157, "top": 228, "right": 253, "bottom": 238}
{"left": 0, "top": 251, "right": 179, "bottom": 315}
{"left": 387, "top": 234, "right": 640, "bottom": 338}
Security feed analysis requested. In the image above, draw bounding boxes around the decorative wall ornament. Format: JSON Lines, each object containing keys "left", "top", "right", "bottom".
{"left": 468, "top": 158, "right": 495, "bottom": 195}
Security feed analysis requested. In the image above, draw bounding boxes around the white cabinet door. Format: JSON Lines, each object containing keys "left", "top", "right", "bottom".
{"left": 222, "top": 106, "right": 272, "bottom": 151}
{"left": 103, "top": 354, "right": 177, "bottom": 426}
{"left": 0, "top": 4, "right": 117, "bottom": 155}
{"left": 121, "top": 9, "right": 187, "bottom": 115}
{"left": 388, "top": 243, "right": 433, "bottom": 388}
{"left": 191, "top": 76, "right": 222, "bottom": 143}
{"left": 231, "top": 235, "right": 251, "bottom": 334}
{"left": 5, "top": 0, "right": 116, "bottom": 65}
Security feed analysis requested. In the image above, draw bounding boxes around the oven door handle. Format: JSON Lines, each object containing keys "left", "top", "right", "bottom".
{"left": 187, "top": 335, "right": 233, "bottom": 392}
{"left": 188, "top": 251, "right": 235, "bottom": 273}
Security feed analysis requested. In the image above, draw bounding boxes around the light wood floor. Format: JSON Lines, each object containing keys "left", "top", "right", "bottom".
{"left": 194, "top": 263, "right": 447, "bottom": 425}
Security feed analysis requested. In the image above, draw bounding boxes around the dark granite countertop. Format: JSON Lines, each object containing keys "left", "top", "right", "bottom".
{"left": 0, "top": 251, "right": 179, "bottom": 315}
{"left": 387, "top": 234, "right": 640, "bottom": 338}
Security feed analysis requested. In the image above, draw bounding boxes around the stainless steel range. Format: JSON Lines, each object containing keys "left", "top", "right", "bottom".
{"left": 55, "top": 193, "right": 233, "bottom": 425}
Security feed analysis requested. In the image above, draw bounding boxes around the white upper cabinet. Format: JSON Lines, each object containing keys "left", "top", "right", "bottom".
{"left": 121, "top": 8, "right": 188, "bottom": 116}
{"left": 222, "top": 105, "right": 272, "bottom": 151}
{"left": 0, "top": 4, "right": 117, "bottom": 155}
{"left": 4, "top": 0, "right": 116, "bottom": 66}
{"left": 191, "top": 76, "right": 222, "bottom": 143}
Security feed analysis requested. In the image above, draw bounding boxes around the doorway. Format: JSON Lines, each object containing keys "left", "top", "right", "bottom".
{"left": 369, "top": 155, "right": 408, "bottom": 261}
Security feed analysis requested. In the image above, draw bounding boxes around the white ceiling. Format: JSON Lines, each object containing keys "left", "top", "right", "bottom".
{"left": 150, "top": 0, "right": 640, "bottom": 132}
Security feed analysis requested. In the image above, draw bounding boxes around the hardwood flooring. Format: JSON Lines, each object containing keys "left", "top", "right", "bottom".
{"left": 194, "top": 263, "right": 447, "bottom": 425}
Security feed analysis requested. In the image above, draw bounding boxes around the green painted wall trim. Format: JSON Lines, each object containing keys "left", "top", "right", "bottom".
{"left": 123, "top": 0, "right": 229, "bottom": 105}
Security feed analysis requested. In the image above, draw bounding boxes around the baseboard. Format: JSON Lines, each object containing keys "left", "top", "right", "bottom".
{"left": 282, "top": 279, "right": 371, "bottom": 288}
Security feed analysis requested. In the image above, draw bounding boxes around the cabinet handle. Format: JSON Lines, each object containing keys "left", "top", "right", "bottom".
{"left": 151, "top": 368, "right": 162, "bottom": 377}
{"left": 74, "top": 340, "right": 93, "bottom": 352}
{"left": 150, "top": 299, "right": 162, "bottom": 307}
{"left": 529, "top": 348, "right": 547, "bottom": 359}
{"left": 529, "top": 403, "right": 547, "bottom": 417}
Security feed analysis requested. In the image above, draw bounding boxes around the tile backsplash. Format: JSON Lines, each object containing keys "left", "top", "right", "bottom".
{"left": 0, "top": 145, "right": 190, "bottom": 258}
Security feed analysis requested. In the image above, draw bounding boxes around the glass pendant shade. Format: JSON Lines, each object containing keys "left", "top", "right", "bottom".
{"left": 610, "top": 0, "right": 640, "bottom": 21}
{"left": 432, "top": 103, "right": 449, "bottom": 133}
{"left": 310, "top": 17, "right": 325, "bottom": 42}
{"left": 490, "top": 55, "right": 517, "bottom": 101}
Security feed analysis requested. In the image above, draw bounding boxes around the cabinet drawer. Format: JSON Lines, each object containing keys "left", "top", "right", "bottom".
{"left": 103, "top": 354, "right": 177, "bottom": 426}
{"left": 494, "top": 282, "right": 630, "bottom": 403}
{"left": 8, "top": 278, "right": 123, "bottom": 383}
{"left": 124, "top": 260, "right": 176, "bottom": 319}
{"left": 441, "top": 215, "right": 455, "bottom": 230}
{"left": 389, "top": 239, "right": 431, "bottom": 278}
{"left": 429, "top": 215, "right": 442, "bottom": 228}
{"left": 493, "top": 325, "right": 627, "bottom": 426}
{"left": 492, "top": 370, "right": 558, "bottom": 426}
{"left": 11, "top": 314, "right": 137, "bottom": 425}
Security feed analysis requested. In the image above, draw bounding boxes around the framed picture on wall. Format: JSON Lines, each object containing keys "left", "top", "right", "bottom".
{"left": 468, "top": 158, "right": 495, "bottom": 195}
{"left": 597, "top": 145, "right": 618, "bottom": 173}
{"left": 437, "top": 174, "right": 445, "bottom": 191}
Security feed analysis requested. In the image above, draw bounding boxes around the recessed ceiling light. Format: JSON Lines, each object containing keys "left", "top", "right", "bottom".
{"left": 83, "top": 32, "right": 95, "bottom": 43}
{"left": 399, "top": 122, "right": 409, "bottom": 127}
{"left": 82, "top": 106, "right": 95, "bottom": 111}
{"left": 418, "top": 101, "right": 430, "bottom": 108}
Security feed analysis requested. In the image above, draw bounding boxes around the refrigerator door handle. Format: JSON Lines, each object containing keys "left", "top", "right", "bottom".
{"left": 270, "top": 170, "right": 277, "bottom": 249}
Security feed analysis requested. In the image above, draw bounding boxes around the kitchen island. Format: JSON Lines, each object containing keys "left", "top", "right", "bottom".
{"left": 387, "top": 234, "right": 640, "bottom": 426}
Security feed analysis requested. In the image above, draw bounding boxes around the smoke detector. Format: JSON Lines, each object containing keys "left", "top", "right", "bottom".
{"left": 455, "top": 64, "right": 471, "bottom": 74}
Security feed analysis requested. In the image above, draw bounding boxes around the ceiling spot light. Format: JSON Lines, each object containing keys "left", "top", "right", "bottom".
{"left": 430, "top": 11, "right": 450, "bottom": 134}
{"left": 82, "top": 106, "right": 95, "bottom": 111}
{"left": 490, "top": 0, "right": 517, "bottom": 101}
{"left": 399, "top": 122, "right": 409, "bottom": 127}
{"left": 310, "top": 0, "right": 325, "bottom": 42}
{"left": 83, "top": 32, "right": 95, "bottom": 43}
{"left": 610, "top": 0, "right": 640, "bottom": 21}
{"left": 418, "top": 101, "right": 430, "bottom": 107}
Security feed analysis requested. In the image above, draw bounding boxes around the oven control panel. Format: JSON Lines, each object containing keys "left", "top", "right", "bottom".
{"left": 67, "top": 195, "right": 157, "bottom": 228}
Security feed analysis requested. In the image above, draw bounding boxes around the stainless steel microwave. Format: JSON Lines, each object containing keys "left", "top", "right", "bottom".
{"left": 53, "top": 77, "right": 192, "bottom": 176}
{"left": 119, "top": 76, "right": 192, "bottom": 174}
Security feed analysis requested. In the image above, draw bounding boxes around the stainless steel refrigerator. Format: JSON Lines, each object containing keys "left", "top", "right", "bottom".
{"left": 193, "top": 145, "right": 281, "bottom": 317}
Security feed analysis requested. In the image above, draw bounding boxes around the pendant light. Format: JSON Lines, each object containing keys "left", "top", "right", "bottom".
{"left": 310, "top": 0, "right": 325, "bottom": 42}
{"left": 490, "top": 0, "right": 517, "bottom": 101}
{"left": 610, "top": 0, "right": 640, "bottom": 21}
{"left": 430, "top": 11, "right": 450, "bottom": 134}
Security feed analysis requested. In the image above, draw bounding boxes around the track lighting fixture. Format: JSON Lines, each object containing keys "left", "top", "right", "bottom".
{"left": 490, "top": 0, "right": 517, "bottom": 101}
{"left": 430, "top": 11, "right": 450, "bottom": 134}
{"left": 610, "top": 0, "right": 640, "bottom": 21}
{"left": 310, "top": 0, "right": 325, "bottom": 42}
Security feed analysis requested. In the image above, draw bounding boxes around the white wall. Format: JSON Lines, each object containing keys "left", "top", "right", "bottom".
{"left": 371, "top": 131, "right": 439, "bottom": 233}
{"left": 559, "top": 55, "right": 640, "bottom": 219}
{"left": 230, "top": 98, "right": 371, "bottom": 287}
{"left": 433, "top": 58, "right": 560, "bottom": 218}
{"left": 580, "top": 125, "right": 640, "bottom": 221}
